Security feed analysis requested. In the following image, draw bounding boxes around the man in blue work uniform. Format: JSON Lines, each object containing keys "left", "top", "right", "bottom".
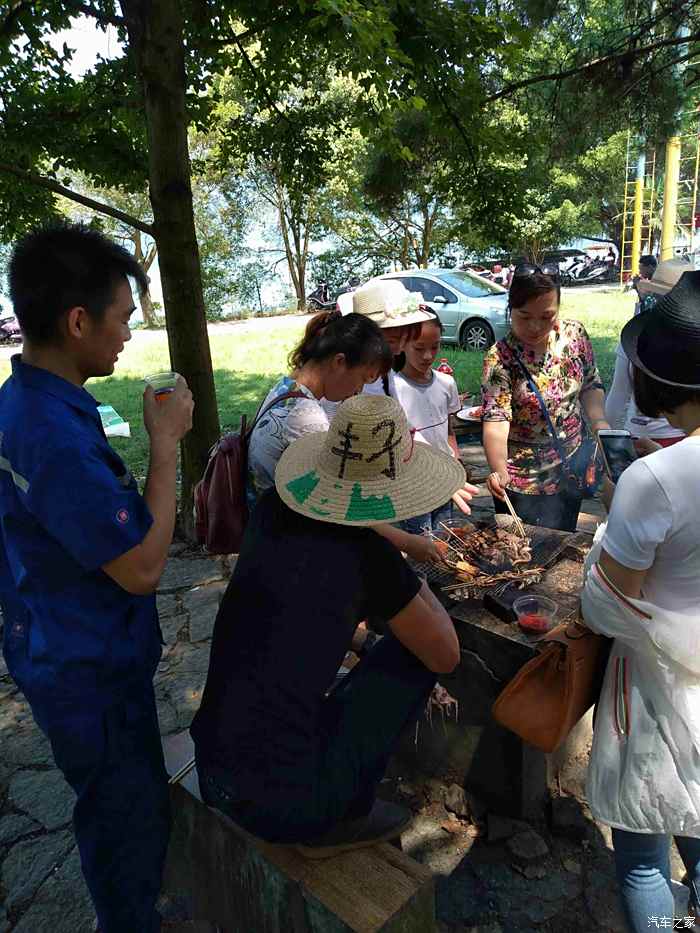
{"left": 0, "top": 223, "right": 194, "bottom": 932}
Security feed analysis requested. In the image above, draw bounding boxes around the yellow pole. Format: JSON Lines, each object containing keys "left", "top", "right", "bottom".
{"left": 630, "top": 154, "right": 645, "bottom": 278}
{"left": 660, "top": 136, "right": 682, "bottom": 260}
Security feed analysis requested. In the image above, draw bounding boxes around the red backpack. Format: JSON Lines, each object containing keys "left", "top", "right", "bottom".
{"left": 194, "top": 391, "right": 304, "bottom": 554}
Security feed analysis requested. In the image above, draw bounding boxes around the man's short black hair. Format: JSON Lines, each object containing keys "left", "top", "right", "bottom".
{"left": 633, "top": 364, "right": 700, "bottom": 418}
{"left": 9, "top": 222, "right": 148, "bottom": 345}
{"left": 639, "top": 255, "right": 657, "bottom": 270}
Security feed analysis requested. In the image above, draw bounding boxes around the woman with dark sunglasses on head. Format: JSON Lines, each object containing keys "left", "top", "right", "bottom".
{"left": 480, "top": 264, "right": 609, "bottom": 532}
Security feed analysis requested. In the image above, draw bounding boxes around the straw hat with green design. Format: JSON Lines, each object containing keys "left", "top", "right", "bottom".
{"left": 275, "top": 395, "right": 466, "bottom": 526}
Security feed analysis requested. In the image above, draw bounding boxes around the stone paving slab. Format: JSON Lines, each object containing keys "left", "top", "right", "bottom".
{"left": 2, "top": 830, "right": 74, "bottom": 914}
{"left": 184, "top": 581, "right": 226, "bottom": 643}
{"left": 11, "top": 848, "right": 94, "bottom": 933}
{"left": 9, "top": 771, "right": 74, "bottom": 832}
{"left": 0, "top": 815, "right": 39, "bottom": 848}
{"left": 157, "top": 557, "right": 225, "bottom": 595}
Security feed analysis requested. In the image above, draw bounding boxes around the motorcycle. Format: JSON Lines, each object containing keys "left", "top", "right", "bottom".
{"left": 307, "top": 282, "right": 337, "bottom": 312}
{"left": 560, "top": 256, "right": 614, "bottom": 286}
{"left": 0, "top": 315, "right": 21, "bottom": 345}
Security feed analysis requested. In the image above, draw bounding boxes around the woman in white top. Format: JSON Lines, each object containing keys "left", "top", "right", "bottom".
{"left": 346, "top": 279, "right": 477, "bottom": 518}
{"left": 605, "top": 260, "right": 687, "bottom": 447}
{"left": 581, "top": 270, "right": 700, "bottom": 931}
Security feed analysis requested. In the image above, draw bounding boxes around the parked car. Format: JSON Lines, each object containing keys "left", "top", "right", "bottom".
{"left": 337, "top": 269, "right": 509, "bottom": 350}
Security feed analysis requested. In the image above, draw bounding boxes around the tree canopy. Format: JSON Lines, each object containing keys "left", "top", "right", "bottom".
{"left": 1, "top": 0, "right": 698, "bottom": 523}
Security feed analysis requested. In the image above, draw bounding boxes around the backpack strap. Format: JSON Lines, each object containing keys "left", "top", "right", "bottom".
{"left": 245, "top": 390, "right": 307, "bottom": 440}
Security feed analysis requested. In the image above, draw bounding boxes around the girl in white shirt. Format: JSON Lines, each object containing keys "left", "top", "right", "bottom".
{"left": 394, "top": 316, "right": 462, "bottom": 534}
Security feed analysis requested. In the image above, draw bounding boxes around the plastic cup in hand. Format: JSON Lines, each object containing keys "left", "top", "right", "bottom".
{"left": 144, "top": 371, "right": 177, "bottom": 403}
{"left": 513, "top": 595, "right": 557, "bottom": 635}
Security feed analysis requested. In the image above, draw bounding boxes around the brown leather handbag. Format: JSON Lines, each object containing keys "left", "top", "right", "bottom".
{"left": 491, "top": 616, "right": 611, "bottom": 753}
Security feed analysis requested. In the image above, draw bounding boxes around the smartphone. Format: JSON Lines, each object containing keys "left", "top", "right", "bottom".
{"left": 597, "top": 429, "right": 638, "bottom": 484}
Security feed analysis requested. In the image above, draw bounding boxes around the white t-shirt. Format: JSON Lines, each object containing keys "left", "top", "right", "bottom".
{"left": 605, "top": 343, "right": 683, "bottom": 440}
{"left": 603, "top": 437, "right": 700, "bottom": 612}
{"left": 321, "top": 371, "right": 397, "bottom": 421}
{"left": 393, "top": 370, "right": 461, "bottom": 457}
{"left": 364, "top": 371, "right": 397, "bottom": 397}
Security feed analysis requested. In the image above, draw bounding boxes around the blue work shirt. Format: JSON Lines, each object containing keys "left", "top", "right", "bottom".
{"left": 0, "top": 356, "right": 161, "bottom": 714}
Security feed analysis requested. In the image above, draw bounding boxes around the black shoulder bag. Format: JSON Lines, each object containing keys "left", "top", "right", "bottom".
{"left": 514, "top": 353, "right": 601, "bottom": 498}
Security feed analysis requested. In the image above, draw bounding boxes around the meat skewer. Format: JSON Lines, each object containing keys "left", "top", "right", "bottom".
{"left": 426, "top": 530, "right": 463, "bottom": 560}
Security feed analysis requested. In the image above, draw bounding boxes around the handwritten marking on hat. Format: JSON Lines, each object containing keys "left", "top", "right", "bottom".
{"left": 365, "top": 419, "right": 402, "bottom": 480}
{"left": 331, "top": 422, "right": 363, "bottom": 478}
{"left": 286, "top": 470, "right": 320, "bottom": 504}
{"left": 345, "top": 483, "right": 396, "bottom": 522}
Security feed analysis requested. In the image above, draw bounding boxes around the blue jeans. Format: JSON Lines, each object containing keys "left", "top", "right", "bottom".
{"left": 397, "top": 501, "right": 454, "bottom": 536}
{"left": 612, "top": 828, "right": 700, "bottom": 932}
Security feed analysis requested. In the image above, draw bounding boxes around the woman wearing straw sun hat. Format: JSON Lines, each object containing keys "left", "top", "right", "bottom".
{"left": 580, "top": 269, "right": 700, "bottom": 931}
{"left": 351, "top": 279, "right": 434, "bottom": 398}
{"left": 191, "top": 395, "right": 465, "bottom": 857}
{"left": 605, "top": 258, "right": 689, "bottom": 447}
{"left": 346, "top": 278, "right": 478, "bottom": 518}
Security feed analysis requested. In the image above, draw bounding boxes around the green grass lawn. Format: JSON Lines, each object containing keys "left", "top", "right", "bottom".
{"left": 0, "top": 288, "right": 635, "bottom": 483}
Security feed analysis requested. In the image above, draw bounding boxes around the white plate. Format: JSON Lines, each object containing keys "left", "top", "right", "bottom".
{"left": 456, "top": 405, "right": 483, "bottom": 422}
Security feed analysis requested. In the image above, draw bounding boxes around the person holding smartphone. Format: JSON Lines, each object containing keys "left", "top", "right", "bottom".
{"left": 606, "top": 259, "right": 687, "bottom": 448}
{"left": 581, "top": 270, "right": 700, "bottom": 932}
{"left": 481, "top": 263, "right": 608, "bottom": 532}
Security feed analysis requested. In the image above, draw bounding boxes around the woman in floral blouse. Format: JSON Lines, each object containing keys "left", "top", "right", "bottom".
{"left": 481, "top": 265, "right": 608, "bottom": 531}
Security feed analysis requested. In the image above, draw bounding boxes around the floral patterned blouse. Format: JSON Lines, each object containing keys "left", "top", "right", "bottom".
{"left": 480, "top": 320, "right": 603, "bottom": 495}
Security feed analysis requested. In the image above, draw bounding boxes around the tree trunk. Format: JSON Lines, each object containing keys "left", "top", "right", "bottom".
{"left": 274, "top": 180, "right": 306, "bottom": 311}
{"left": 130, "top": 232, "right": 159, "bottom": 328}
{"left": 121, "top": 0, "right": 220, "bottom": 538}
{"left": 139, "top": 286, "right": 159, "bottom": 328}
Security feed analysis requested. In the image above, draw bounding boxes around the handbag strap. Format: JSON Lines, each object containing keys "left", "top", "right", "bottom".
{"left": 513, "top": 350, "right": 571, "bottom": 472}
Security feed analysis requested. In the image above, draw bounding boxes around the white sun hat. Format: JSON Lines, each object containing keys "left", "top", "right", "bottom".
{"left": 275, "top": 394, "right": 465, "bottom": 526}
{"left": 351, "top": 279, "right": 435, "bottom": 328}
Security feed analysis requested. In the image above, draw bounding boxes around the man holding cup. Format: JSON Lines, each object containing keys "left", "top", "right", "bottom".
{"left": 0, "top": 222, "right": 194, "bottom": 932}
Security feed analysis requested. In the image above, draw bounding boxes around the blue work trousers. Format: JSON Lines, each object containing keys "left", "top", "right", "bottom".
{"left": 30, "top": 682, "right": 171, "bottom": 933}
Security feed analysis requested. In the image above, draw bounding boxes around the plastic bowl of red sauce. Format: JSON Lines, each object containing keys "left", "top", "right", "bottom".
{"left": 513, "top": 595, "right": 557, "bottom": 635}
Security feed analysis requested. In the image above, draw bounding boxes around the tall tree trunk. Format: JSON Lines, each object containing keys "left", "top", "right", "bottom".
{"left": 121, "top": 0, "right": 220, "bottom": 538}
{"left": 291, "top": 219, "right": 307, "bottom": 310}
{"left": 139, "top": 286, "right": 158, "bottom": 328}
{"left": 130, "top": 231, "right": 158, "bottom": 328}
{"left": 274, "top": 179, "right": 306, "bottom": 310}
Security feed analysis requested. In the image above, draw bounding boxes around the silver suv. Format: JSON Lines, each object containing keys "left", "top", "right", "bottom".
{"left": 379, "top": 269, "right": 509, "bottom": 350}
